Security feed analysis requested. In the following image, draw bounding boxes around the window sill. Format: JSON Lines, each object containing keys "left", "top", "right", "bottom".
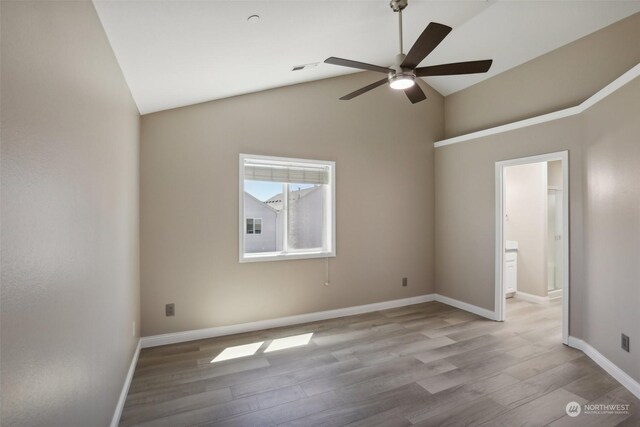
{"left": 240, "top": 251, "right": 336, "bottom": 263}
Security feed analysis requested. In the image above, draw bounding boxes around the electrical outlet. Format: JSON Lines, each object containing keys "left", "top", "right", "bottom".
{"left": 402, "top": 277, "right": 408, "bottom": 287}
{"left": 166, "top": 303, "right": 175, "bottom": 317}
{"left": 621, "top": 334, "right": 630, "bottom": 352}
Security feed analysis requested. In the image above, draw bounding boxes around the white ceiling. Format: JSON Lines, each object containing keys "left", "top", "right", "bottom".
{"left": 93, "top": 1, "right": 640, "bottom": 114}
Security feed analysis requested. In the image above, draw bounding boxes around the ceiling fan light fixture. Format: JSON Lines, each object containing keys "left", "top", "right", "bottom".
{"left": 389, "top": 74, "right": 415, "bottom": 90}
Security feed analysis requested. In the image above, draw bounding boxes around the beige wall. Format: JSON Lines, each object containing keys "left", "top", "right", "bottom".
{"left": 140, "top": 73, "right": 443, "bottom": 336}
{"left": 435, "top": 116, "right": 583, "bottom": 312}
{"left": 435, "top": 76, "right": 640, "bottom": 383}
{"left": 444, "top": 12, "right": 640, "bottom": 138}
{"left": 504, "top": 162, "right": 547, "bottom": 297}
{"left": 1, "top": 1, "right": 140, "bottom": 426}
{"left": 580, "top": 77, "right": 640, "bottom": 383}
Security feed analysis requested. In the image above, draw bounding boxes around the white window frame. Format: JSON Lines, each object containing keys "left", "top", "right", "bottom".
{"left": 239, "top": 154, "right": 336, "bottom": 263}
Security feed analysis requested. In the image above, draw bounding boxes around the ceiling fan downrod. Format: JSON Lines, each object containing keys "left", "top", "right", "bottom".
{"left": 390, "top": 0, "right": 409, "bottom": 55}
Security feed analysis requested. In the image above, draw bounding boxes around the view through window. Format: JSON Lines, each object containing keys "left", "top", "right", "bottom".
{"left": 240, "top": 155, "right": 335, "bottom": 262}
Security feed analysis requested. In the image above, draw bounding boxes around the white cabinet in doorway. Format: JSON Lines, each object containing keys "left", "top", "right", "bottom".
{"left": 505, "top": 241, "right": 518, "bottom": 296}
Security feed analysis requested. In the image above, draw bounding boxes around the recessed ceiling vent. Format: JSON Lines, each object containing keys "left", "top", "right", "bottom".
{"left": 292, "top": 62, "right": 319, "bottom": 72}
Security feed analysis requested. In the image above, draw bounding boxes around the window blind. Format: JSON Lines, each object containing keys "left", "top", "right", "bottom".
{"left": 244, "top": 163, "right": 329, "bottom": 185}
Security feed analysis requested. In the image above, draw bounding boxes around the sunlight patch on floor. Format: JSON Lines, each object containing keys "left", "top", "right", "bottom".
{"left": 211, "top": 341, "right": 264, "bottom": 363}
{"left": 265, "top": 333, "right": 313, "bottom": 353}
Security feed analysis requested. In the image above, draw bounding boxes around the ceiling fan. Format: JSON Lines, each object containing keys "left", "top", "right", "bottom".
{"left": 324, "top": 0, "right": 493, "bottom": 104}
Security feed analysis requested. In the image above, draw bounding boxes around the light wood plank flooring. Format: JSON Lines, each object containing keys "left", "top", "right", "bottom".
{"left": 121, "top": 299, "right": 640, "bottom": 426}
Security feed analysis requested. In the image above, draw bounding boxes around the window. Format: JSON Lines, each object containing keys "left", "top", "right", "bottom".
{"left": 246, "top": 218, "right": 262, "bottom": 235}
{"left": 239, "top": 154, "right": 335, "bottom": 262}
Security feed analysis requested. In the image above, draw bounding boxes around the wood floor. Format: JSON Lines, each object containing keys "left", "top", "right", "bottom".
{"left": 121, "top": 299, "right": 640, "bottom": 426}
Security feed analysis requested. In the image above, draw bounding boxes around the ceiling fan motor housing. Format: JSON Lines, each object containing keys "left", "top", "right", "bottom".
{"left": 390, "top": 53, "right": 414, "bottom": 78}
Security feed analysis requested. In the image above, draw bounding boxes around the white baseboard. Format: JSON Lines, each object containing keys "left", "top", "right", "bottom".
{"left": 111, "top": 339, "right": 141, "bottom": 427}
{"left": 515, "top": 291, "right": 550, "bottom": 305}
{"left": 141, "top": 294, "right": 437, "bottom": 348}
{"left": 568, "top": 336, "right": 640, "bottom": 400}
{"left": 140, "top": 293, "right": 501, "bottom": 349}
{"left": 435, "top": 294, "right": 497, "bottom": 321}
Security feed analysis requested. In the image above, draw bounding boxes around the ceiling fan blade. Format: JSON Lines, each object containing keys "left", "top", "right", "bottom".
{"left": 401, "top": 22, "right": 452, "bottom": 69}
{"left": 339, "top": 77, "right": 389, "bottom": 100}
{"left": 325, "top": 57, "right": 393, "bottom": 74}
{"left": 415, "top": 60, "right": 493, "bottom": 77}
{"left": 404, "top": 84, "right": 427, "bottom": 104}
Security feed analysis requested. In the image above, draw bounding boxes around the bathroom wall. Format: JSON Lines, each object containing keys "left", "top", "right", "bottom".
{"left": 504, "top": 162, "right": 548, "bottom": 297}
{"left": 547, "top": 160, "right": 563, "bottom": 189}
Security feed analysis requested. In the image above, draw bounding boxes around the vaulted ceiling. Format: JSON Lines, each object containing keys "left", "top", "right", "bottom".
{"left": 93, "top": 1, "right": 640, "bottom": 114}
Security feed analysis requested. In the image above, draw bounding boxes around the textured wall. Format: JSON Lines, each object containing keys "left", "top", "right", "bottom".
{"left": 140, "top": 73, "right": 443, "bottom": 336}
{"left": 580, "top": 76, "right": 640, "bottom": 383}
{"left": 1, "top": 1, "right": 140, "bottom": 425}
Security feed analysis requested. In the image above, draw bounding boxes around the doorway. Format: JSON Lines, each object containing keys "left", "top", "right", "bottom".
{"left": 494, "top": 151, "right": 569, "bottom": 344}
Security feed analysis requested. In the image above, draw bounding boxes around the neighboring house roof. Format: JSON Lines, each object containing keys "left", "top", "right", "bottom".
{"left": 263, "top": 186, "right": 321, "bottom": 211}
{"left": 244, "top": 191, "right": 279, "bottom": 212}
